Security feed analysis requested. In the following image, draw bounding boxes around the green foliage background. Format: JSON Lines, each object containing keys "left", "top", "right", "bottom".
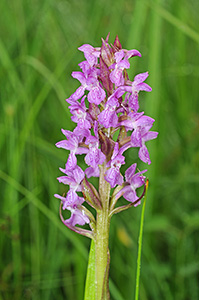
{"left": 0, "top": 0, "right": 199, "bottom": 299}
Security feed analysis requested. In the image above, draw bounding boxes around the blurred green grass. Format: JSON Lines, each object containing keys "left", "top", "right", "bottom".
{"left": 0, "top": 0, "right": 199, "bottom": 299}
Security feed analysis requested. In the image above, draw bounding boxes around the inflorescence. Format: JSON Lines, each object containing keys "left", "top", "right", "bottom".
{"left": 54, "top": 34, "right": 158, "bottom": 237}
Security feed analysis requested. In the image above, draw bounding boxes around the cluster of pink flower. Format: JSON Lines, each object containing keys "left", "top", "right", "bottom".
{"left": 55, "top": 35, "right": 158, "bottom": 235}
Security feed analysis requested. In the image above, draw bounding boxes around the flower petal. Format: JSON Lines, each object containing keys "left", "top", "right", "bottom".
{"left": 139, "top": 145, "right": 151, "bottom": 165}
{"left": 125, "top": 163, "right": 137, "bottom": 182}
{"left": 134, "top": 72, "right": 149, "bottom": 84}
{"left": 88, "top": 86, "right": 106, "bottom": 105}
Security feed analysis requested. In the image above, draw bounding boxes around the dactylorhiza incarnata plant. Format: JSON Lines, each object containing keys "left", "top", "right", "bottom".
{"left": 54, "top": 34, "right": 158, "bottom": 300}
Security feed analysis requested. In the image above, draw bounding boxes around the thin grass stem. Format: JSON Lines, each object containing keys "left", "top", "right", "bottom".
{"left": 135, "top": 179, "right": 149, "bottom": 300}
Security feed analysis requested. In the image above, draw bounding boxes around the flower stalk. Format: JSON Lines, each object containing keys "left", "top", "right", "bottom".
{"left": 95, "top": 162, "right": 111, "bottom": 299}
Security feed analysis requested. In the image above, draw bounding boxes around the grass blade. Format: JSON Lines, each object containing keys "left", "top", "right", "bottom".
{"left": 135, "top": 180, "right": 149, "bottom": 300}
{"left": 146, "top": 1, "right": 199, "bottom": 43}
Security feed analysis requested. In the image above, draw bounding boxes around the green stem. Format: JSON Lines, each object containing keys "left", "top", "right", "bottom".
{"left": 95, "top": 163, "right": 111, "bottom": 300}
{"left": 135, "top": 180, "right": 148, "bottom": 300}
